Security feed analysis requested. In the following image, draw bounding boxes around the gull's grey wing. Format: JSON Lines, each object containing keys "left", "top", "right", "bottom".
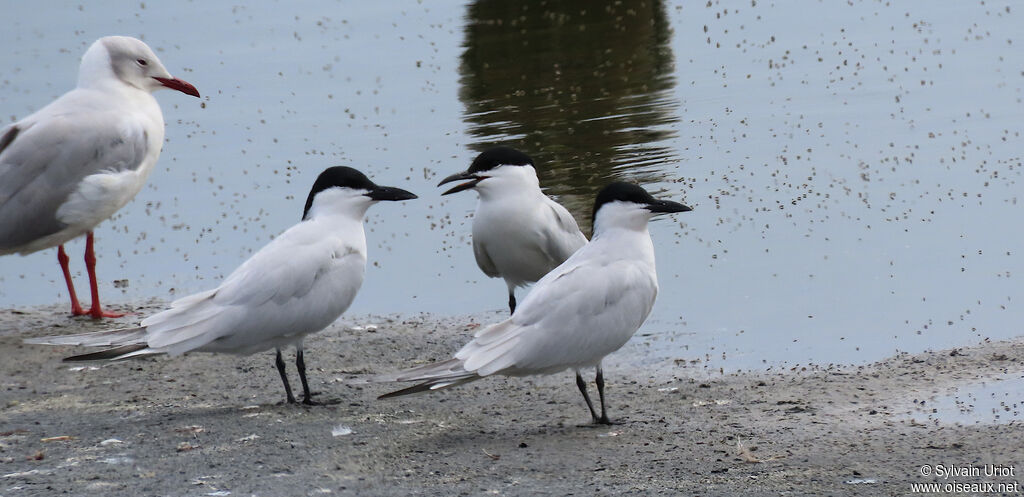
{"left": 0, "top": 125, "right": 18, "bottom": 154}
{"left": 0, "top": 111, "right": 149, "bottom": 252}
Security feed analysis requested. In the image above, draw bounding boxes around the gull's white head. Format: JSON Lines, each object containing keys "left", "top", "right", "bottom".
{"left": 591, "top": 182, "right": 692, "bottom": 234}
{"left": 437, "top": 146, "right": 541, "bottom": 199}
{"left": 78, "top": 36, "right": 199, "bottom": 97}
{"left": 302, "top": 166, "right": 418, "bottom": 221}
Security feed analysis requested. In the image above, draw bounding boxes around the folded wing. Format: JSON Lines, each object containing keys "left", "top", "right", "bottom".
{"left": 0, "top": 105, "right": 149, "bottom": 253}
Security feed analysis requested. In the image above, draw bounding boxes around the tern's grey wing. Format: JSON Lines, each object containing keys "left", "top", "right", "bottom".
{"left": 139, "top": 227, "right": 367, "bottom": 355}
{"left": 0, "top": 113, "right": 149, "bottom": 252}
{"left": 472, "top": 237, "right": 500, "bottom": 278}
{"left": 540, "top": 197, "right": 587, "bottom": 263}
{"left": 455, "top": 257, "right": 657, "bottom": 375}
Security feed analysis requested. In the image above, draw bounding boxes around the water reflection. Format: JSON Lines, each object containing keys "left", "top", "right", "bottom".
{"left": 458, "top": 0, "right": 678, "bottom": 229}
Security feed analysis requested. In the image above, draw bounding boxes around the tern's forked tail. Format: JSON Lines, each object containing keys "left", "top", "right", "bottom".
{"left": 64, "top": 343, "right": 149, "bottom": 361}
{"left": 375, "top": 358, "right": 481, "bottom": 399}
{"left": 24, "top": 326, "right": 153, "bottom": 361}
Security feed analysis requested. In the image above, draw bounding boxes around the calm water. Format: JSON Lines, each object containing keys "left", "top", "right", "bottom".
{"left": 908, "top": 372, "right": 1024, "bottom": 425}
{"left": 1, "top": 0, "right": 1022, "bottom": 372}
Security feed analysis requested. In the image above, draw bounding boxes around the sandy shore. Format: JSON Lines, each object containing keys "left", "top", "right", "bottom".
{"left": 1, "top": 302, "right": 1022, "bottom": 496}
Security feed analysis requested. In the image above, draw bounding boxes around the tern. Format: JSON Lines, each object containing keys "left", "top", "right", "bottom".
{"left": 438, "top": 146, "right": 587, "bottom": 313}
{"left": 378, "top": 182, "right": 691, "bottom": 424}
{"left": 26, "top": 167, "right": 417, "bottom": 405}
{"left": 0, "top": 36, "right": 200, "bottom": 319}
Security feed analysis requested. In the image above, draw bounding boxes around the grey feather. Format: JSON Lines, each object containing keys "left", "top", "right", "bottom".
{"left": 63, "top": 343, "right": 150, "bottom": 362}
{"left": 375, "top": 358, "right": 481, "bottom": 399}
{"left": 25, "top": 327, "right": 153, "bottom": 362}
{"left": 377, "top": 376, "right": 479, "bottom": 399}
{"left": 472, "top": 239, "right": 500, "bottom": 278}
{"left": 24, "top": 326, "right": 147, "bottom": 347}
{"left": 0, "top": 125, "right": 18, "bottom": 155}
{"left": 0, "top": 113, "right": 149, "bottom": 253}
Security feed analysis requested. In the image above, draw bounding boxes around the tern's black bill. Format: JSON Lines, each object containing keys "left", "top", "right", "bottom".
{"left": 646, "top": 199, "right": 692, "bottom": 214}
{"left": 367, "top": 186, "right": 418, "bottom": 201}
{"left": 438, "top": 171, "right": 484, "bottom": 196}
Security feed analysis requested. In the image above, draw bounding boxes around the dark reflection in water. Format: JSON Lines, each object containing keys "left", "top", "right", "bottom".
{"left": 459, "top": 0, "right": 679, "bottom": 227}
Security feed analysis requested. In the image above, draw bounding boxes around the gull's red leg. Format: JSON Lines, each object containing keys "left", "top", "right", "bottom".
{"left": 57, "top": 244, "right": 87, "bottom": 316}
{"left": 83, "top": 231, "right": 124, "bottom": 319}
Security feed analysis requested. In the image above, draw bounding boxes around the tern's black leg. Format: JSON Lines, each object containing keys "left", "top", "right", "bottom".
{"left": 508, "top": 291, "right": 517, "bottom": 314}
{"left": 296, "top": 349, "right": 317, "bottom": 405}
{"left": 595, "top": 366, "right": 613, "bottom": 425}
{"left": 275, "top": 348, "right": 297, "bottom": 404}
{"left": 576, "top": 371, "right": 600, "bottom": 422}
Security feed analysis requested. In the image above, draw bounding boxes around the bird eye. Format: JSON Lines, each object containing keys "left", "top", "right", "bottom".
{"left": 137, "top": 58, "right": 148, "bottom": 66}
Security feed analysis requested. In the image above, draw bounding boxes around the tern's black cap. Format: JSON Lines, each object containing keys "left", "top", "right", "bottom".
{"left": 467, "top": 146, "right": 534, "bottom": 173}
{"left": 302, "top": 166, "right": 417, "bottom": 220}
{"left": 593, "top": 182, "right": 656, "bottom": 213}
{"left": 304, "top": 167, "right": 377, "bottom": 215}
{"left": 591, "top": 182, "right": 691, "bottom": 225}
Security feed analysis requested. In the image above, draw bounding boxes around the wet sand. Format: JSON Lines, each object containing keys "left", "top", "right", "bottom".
{"left": 2, "top": 303, "right": 1022, "bottom": 496}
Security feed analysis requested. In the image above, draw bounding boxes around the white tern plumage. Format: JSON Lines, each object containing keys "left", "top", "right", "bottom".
{"left": 26, "top": 167, "right": 417, "bottom": 405}
{"left": 438, "top": 146, "right": 588, "bottom": 313}
{"left": 379, "top": 181, "right": 691, "bottom": 424}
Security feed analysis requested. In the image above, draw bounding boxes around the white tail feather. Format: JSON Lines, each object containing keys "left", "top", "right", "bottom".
{"left": 24, "top": 327, "right": 146, "bottom": 347}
